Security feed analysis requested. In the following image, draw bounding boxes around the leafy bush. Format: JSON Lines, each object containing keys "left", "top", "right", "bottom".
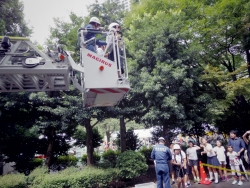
{"left": 57, "top": 155, "right": 78, "bottom": 167}
{"left": 101, "top": 149, "right": 120, "bottom": 168}
{"left": 139, "top": 146, "right": 153, "bottom": 164}
{"left": 116, "top": 150, "right": 148, "bottom": 179}
{"left": 27, "top": 167, "right": 48, "bottom": 185}
{"left": 32, "top": 158, "right": 43, "bottom": 167}
{"left": 0, "top": 174, "right": 26, "bottom": 188}
{"left": 30, "top": 167, "right": 120, "bottom": 188}
{"left": 116, "top": 128, "right": 142, "bottom": 151}
{"left": 82, "top": 152, "right": 101, "bottom": 165}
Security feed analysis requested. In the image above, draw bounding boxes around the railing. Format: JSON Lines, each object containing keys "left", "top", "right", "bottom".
{"left": 78, "top": 29, "right": 129, "bottom": 80}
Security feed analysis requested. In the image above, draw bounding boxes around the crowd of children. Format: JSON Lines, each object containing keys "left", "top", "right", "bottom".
{"left": 170, "top": 138, "right": 246, "bottom": 188}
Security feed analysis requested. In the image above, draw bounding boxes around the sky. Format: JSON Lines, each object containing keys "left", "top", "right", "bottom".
{"left": 21, "top": 0, "right": 105, "bottom": 45}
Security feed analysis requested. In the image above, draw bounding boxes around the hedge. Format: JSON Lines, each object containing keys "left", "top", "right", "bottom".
{"left": 30, "top": 167, "right": 120, "bottom": 188}
{"left": 0, "top": 174, "right": 26, "bottom": 188}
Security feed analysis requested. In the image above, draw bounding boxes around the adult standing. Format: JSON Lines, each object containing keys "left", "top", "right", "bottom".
{"left": 228, "top": 130, "right": 246, "bottom": 177}
{"left": 151, "top": 137, "right": 172, "bottom": 188}
{"left": 200, "top": 138, "right": 220, "bottom": 184}
{"left": 228, "top": 130, "right": 246, "bottom": 158}
{"left": 243, "top": 130, "right": 250, "bottom": 165}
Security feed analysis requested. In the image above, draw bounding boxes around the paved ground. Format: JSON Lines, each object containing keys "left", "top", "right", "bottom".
{"left": 134, "top": 179, "right": 250, "bottom": 188}
{"left": 187, "top": 180, "right": 250, "bottom": 188}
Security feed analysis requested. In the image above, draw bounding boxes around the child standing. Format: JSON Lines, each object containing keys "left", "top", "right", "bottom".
{"left": 170, "top": 143, "right": 176, "bottom": 185}
{"left": 200, "top": 138, "right": 220, "bottom": 184}
{"left": 213, "top": 140, "right": 228, "bottom": 181}
{"left": 172, "top": 144, "right": 187, "bottom": 188}
{"left": 186, "top": 140, "right": 200, "bottom": 183}
{"left": 227, "top": 145, "right": 243, "bottom": 186}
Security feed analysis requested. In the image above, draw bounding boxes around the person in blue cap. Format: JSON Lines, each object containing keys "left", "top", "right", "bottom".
{"left": 151, "top": 137, "right": 172, "bottom": 188}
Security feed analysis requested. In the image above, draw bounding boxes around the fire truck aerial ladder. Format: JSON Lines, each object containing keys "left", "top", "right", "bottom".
{"left": 0, "top": 29, "right": 130, "bottom": 107}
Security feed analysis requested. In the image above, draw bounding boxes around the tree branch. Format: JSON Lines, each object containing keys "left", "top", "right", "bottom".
{"left": 92, "top": 120, "right": 100, "bottom": 128}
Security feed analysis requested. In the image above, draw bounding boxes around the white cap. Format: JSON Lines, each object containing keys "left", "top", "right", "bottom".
{"left": 173, "top": 144, "right": 181, "bottom": 150}
{"left": 89, "top": 17, "right": 101, "bottom": 25}
{"left": 158, "top": 137, "right": 165, "bottom": 141}
{"left": 108, "top": 22, "right": 119, "bottom": 30}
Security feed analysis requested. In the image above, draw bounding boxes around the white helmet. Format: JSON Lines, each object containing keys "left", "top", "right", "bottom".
{"left": 108, "top": 22, "right": 119, "bottom": 30}
{"left": 89, "top": 17, "right": 101, "bottom": 25}
{"left": 158, "top": 137, "right": 165, "bottom": 142}
{"left": 173, "top": 144, "right": 181, "bottom": 150}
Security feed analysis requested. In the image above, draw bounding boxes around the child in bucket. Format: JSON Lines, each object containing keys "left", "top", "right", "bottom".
{"left": 213, "top": 140, "right": 228, "bottom": 181}
{"left": 172, "top": 144, "right": 188, "bottom": 188}
{"left": 227, "top": 145, "right": 243, "bottom": 185}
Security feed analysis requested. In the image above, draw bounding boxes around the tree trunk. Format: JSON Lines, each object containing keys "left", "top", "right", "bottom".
{"left": 45, "top": 127, "right": 55, "bottom": 167}
{"left": 246, "top": 49, "right": 250, "bottom": 77}
{"left": 85, "top": 119, "right": 94, "bottom": 166}
{"left": 106, "top": 130, "right": 111, "bottom": 144}
{"left": 163, "top": 125, "right": 170, "bottom": 147}
{"left": 120, "top": 117, "right": 126, "bottom": 153}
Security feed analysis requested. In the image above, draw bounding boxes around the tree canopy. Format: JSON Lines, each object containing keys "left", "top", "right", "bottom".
{"left": 0, "top": 0, "right": 31, "bottom": 36}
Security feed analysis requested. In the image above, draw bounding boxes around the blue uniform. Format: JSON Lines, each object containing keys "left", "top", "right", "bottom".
{"left": 151, "top": 144, "right": 172, "bottom": 188}
{"left": 84, "top": 24, "right": 107, "bottom": 53}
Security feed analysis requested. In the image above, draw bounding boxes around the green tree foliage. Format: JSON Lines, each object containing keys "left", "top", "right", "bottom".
{"left": 0, "top": 93, "right": 42, "bottom": 173}
{"left": 84, "top": 0, "right": 125, "bottom": 27}
{"left": 116, "top": 150, "right": 148, "bottom": 179}
{"left": 29, "top": 90, "right": 80, "bottom": 167}
{"left": 116, "top": 128, "right": 142, "bottom": 151}
{"left": 125, "top": 7, "right": 213, "bottom": 138}
{"left": 48, "top": 12, "right": 83, "bottom": 61}
{"left": 73, "top": 127, "right": 103, "bottom": 148}
{"left": 0, "top": 0, "right": 31, "bottom": 36}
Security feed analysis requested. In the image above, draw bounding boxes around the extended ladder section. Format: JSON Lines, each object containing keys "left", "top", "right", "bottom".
{"left": 0, "top": 37, "right": 73, "bottom": 92}
{"left": 0, "top": 30, "right": 130, "bottom": 107}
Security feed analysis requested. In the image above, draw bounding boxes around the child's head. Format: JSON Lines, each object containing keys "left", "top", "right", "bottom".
{"left": 170, "top": 143, "right": 174, "bottom": 149}
{"left": 201, "top": 138, "right": 207, "bottom": 145}
{"left": 216, "top": 140, "right": 222, "bottom": 147}
{"left": 173, "top": 144, "right": 181, "bottom": 154}
{"left": 188, "top": 140, "right": 194, "bottom": 147}
{"left": 227, "top": 145, "right": 233, "bottom": 152}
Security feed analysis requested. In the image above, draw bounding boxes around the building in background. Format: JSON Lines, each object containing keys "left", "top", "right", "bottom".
{"left": 120, "top": 0, "right": 131, "bottom": 11}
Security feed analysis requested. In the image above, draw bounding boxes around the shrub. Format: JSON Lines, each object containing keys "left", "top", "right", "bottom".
{"left": 0, "top": 174, "right": 26, "bottom": 188}
{"left": 27, "top": 167, "right": 48, "bottom": 185}
{"left": 32, "top": 158, "right": 43, "bottom": 168}
{"left": 30, "top": 167, "right": 120, "bottom": 188}
{"left": 101, "top": 149, "right": 120, "bottom": 168}
{"left": 116, "top": 128, "right": 142, "bottom": 151}
{"left": 139, "top": 146, "right": 153, "bottom": 164}
{"left": 116, "top": 150, "right": 148, "bottom": 179}
{"left": 82, "top": 152, "right": 101, "bottom": 165}
{"left": 57, "top": 155, "right": 78, "bottom": 167}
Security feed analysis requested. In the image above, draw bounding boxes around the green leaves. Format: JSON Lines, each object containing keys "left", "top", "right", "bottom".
{"left": 116, "top": 150, "right": 148, "bottom": 179}
{"left": 0, "top": 0, "right": 32, "bottom": 36}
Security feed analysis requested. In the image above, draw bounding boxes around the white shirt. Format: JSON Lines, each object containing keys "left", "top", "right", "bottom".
{"left": 213, "top": 146, "right": 226, "bottom": 161}
{"left": 204, "top": 143, "right": 216, "bottom": 157}
{"left": 172, "top": 150, "right": 186, "bottom": 164}
{"left": 186, "top": 147, "right": 198, "bottom": 160}
{"left": 97, "top": 47, "right": 105, "bottom": 56}
{"left": 227, "top": 151, "right": 240, "bottom": 165}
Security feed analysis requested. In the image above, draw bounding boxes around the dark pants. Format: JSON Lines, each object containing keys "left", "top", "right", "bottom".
{"left": 108, "top": 49, "right": 124, "bottom": 74}
{"left": 155, "top": 164, "right": 171, "bottom": 188}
